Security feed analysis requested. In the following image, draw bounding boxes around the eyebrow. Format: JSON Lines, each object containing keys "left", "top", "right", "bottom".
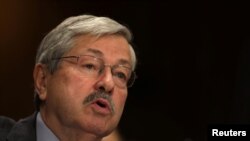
{"left": 85, "top": 48, "right": 103, "bottom": 57}
{"left": 85, "top": 48, "right": 132, "bottom": 68}
{"left": 117, "top": 59, "right": 132, "bottom": 68}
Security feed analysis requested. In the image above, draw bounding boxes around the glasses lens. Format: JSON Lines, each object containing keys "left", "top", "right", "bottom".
{"left": 77, "top": 55, "right": 102, "bottom": 77}
{"left": 68, "top": 55, "right": 136, "bottom": 88}
{"left": 127, "top": 71, "right": 136, "bottom": 87}
{"left": 112, "top": 65, "right": 133, "bottom": 88}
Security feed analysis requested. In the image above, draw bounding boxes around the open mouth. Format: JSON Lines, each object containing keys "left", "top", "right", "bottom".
{"left": 96, "top": 100, "right": 108, "bottom": 108}
{"left": 91, "top": 98, "right": 112, "bottom": 115}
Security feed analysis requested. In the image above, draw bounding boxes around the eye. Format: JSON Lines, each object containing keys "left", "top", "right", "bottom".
{"left": 76, "top": 55, "right": 103, "bottom": 75}
{"left": 114, "top": 72, "right": 127, "bottom": 81}
{"left": 80, "top": 63, "right": 99, "bottom": 71}
{"left": 83, "top": 64, "right": 95, "bottom": 69}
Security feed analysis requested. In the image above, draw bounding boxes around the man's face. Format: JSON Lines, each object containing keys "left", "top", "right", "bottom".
{"left": 37, "top": 35, "right": 132, "bottom": 136}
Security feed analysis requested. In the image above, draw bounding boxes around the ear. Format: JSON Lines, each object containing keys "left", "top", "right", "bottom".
{"left": 33, "top": 64, "right": 48, "bottom": 101}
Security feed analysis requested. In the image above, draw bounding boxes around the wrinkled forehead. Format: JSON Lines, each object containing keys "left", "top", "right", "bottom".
{"left": 67, "top": 34, "right": 133, "bottom": 67}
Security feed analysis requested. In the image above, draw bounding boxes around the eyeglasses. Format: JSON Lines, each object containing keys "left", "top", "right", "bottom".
{"left": 53, "top": 55, "right": 136, "bottom": 88}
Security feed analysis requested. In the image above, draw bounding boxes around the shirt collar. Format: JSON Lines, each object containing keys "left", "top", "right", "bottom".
{"left": 36, "top": 112, "right": 59, "bottom": 141}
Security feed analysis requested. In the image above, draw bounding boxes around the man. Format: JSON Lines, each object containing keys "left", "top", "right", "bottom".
{"left": 0, "top": 14, "right": 137, "bottom": 141}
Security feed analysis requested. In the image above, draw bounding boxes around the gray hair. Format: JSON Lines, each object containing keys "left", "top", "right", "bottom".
{"left": 36, "top": 14, "right": 136, "bottom": 72}
{"left": 34, "top": 14, "right": 137, "bottom": 110}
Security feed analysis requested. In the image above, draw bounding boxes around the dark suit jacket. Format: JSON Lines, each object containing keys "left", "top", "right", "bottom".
{"left": 0, "top": 113, "right": 36, "bottom": 141}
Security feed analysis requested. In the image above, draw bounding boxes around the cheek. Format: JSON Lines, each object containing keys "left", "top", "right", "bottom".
{"left": 60, "top": 68, "right": 93, "bottom": 91}
{"left": 113, "top": 90, "right": 128, "bottom": 111}
{"left": 48, "top": 69, "right": 94, "bottom": 105}
{"left": 64, "top": 77, "right": 94, "bottom": 101}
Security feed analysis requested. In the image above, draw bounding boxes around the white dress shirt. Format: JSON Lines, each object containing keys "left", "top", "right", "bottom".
{"left": 36, "top": 112, "right": 59, "bottom": 141}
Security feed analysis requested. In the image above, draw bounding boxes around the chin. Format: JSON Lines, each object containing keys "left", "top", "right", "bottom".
{"left": 80, "top": 110, "right": 121, "bottom": 136}
{"left": 84, "top": 119, "right": 118, "bottom": 137}
{"left": 88, "top": 125, "right": 115, "bottom": 137}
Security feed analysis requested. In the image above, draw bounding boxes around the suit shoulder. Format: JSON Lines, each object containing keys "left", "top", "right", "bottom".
{"left": 0, "top": 116, "right": 16, "bottom": 140}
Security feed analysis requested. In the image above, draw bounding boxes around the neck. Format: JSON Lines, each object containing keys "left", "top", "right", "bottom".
{"left": 39, "top": 109, "right": 103, "bottom": 141}
{"left": 59, "top": 131, "right": 102, "bottom": 141}
{"left": 57, "top": 128, "right": 102, "bottom": 141}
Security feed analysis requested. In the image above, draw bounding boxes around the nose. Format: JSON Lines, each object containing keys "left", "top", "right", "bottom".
{"left": 94, "top": 67, "right": 115, "bottom": 93}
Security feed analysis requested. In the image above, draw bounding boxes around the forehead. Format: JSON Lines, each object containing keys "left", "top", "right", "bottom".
{"left": 67, "top": 35, "right": 132, "bottom": 65}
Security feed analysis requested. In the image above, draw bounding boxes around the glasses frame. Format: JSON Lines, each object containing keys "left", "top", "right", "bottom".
{"left": 52, "top": 55, "right": 136, "bottom": 88}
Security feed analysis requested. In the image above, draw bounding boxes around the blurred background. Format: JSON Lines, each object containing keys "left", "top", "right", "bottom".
{"left": 1, "top": 0, "right": 250, "bottom": 141}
